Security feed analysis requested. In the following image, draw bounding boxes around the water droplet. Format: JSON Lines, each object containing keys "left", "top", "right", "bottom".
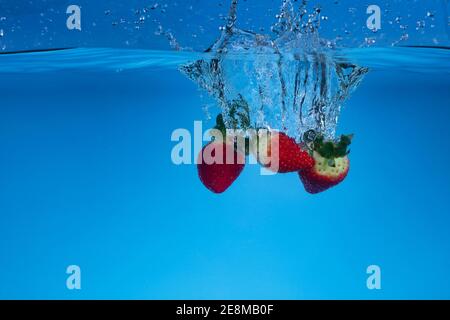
{"left": 416, "top": 20, "right": 425, "bottom": 30}
{"left": 202, "top": 105, "right": 212, "bottom": 121}
{"left": 0, "top": 29, "right": 3, "bottom": 37}
{"left": 365, "top": 37, "right": 376, "bottom": 45}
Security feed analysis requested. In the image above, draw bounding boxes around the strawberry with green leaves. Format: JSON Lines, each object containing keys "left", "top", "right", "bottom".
{"left": 299, "top": 133, "right": 352, "bottom": 194}
{"left": 197, "top": 107, "right": 247, "bottom": 194}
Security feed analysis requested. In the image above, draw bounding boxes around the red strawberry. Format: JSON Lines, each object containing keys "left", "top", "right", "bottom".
{"left": 299, "top": 134, "right": 352, "bottom": 194}
{"left": 251, "top": 131, "right": 314, "bottom": 173}
{"left": 197, "top": 141, "right": 245, "bottom": 194}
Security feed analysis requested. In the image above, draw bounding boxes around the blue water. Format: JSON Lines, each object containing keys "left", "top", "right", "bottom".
{"left": 0, "top": 0, "right": 450, "bottom": 300}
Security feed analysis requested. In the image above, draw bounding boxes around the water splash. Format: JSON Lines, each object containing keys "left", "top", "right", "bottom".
{"left": 181, "top": 0, "right": 368, "bottom": 140}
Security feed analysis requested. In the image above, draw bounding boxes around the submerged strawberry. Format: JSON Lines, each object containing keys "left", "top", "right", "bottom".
{"left": 251, "top": 131, "right": 314, "bottom": 173}
{"left": 197, "top": 140, "right": 245, "bottom": 194}
{"left": 299, "top": 134, "right": 352, "bottom": 194}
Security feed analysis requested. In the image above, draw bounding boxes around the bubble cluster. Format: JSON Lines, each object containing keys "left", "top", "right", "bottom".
{"left": 181, "top": 0, "right": 368, "bottom": 140}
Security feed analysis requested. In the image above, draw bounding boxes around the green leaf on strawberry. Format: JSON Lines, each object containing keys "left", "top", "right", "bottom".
{"left": 310, "top": 133, "right": 353, "bottom": 160}
{"left": 299, "top": 132, "right": 353, "bottom": 194}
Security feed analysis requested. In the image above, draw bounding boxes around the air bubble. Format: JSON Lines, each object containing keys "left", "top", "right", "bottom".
{"left": 365, "top": 37, "right": 376, "bottom": 45}
{"left": 416, "top": 20, "right": 425, "bottom": 30}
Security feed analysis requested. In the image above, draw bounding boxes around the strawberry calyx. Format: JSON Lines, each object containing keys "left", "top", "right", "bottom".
{"left": 304, "top": 130, "right": 353, "bottom": 167}
{"left": 298, "top": 131, "right": 352, "bottom": 194}
{"left": 213, "top": 95, "right": 252, "bottom": 155}
{"left": 213, "top": 113, "right": 227, "bottom": 138}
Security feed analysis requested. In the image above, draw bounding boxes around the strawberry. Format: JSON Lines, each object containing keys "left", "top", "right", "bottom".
{"left": 299, "top": 134, "right": 352, "bottom": 194}
{"left": 197, "top": 140, "right": 245, "bottom": 194}
{"left": 251, "top": 130, "right": 314, "bottom": 173}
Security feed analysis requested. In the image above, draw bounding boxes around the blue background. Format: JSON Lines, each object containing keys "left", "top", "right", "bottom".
{"left": 0, "top": 0, "right": 449, "bottom": 299}
{"left": 1, "top": 66, "right": 449, "bottom": 299}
